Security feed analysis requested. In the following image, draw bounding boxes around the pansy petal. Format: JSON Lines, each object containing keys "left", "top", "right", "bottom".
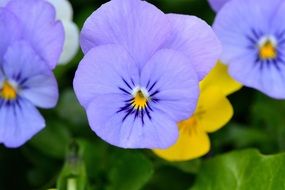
{"left": 141, "top": 49, "right": 199, "bottom": 122}
{"left": 200, "top": 62, "right": 242, "bottom": 96}
{"left": 165, "top": 14, "right": 222, "bottom": 80}
{"left": 153, "top": 121, "right": 210, "bottom": 161}
{"left": 46, "top": 0, "right": 73, "bottom": 21}
{"left": 0, "top": 8, "right": 21, "bottom": 62}
{"left": 227, "top": 50, "right": 285, "bottom": 99}
{"left": 80, "top": 0, "right": 171, "bottom": 68}
{"left": 208, "top": 0, "right": 230, "bottom": 12}
{"left": 3, "top": 41, "right": 58, "bottom": 108}
{"left": 0, "top": 99, "right": 45, "bottom": 148}
{"left": 73, "top": 45, "right": 139, "bottom": 108}
{"left": 198, "top": 87, "right": 233, "bottom": 133}
{"left": 86, "top": 94, "right": 179, "bottom": 149}
{"left": 59, "top": 21, "right": 79, "bottom": 64}
{"left": 6, "top": 0, "right": 64, "bottom": 69}
{"left": 0, "top": 0, "right": 9, "bottom": 7}
{"left": 270, "top": 1, "right": 285, "bottom": 39}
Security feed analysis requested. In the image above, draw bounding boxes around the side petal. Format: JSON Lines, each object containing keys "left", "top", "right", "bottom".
{"left": 0, "top": 8, "right": 21, "bottom": 62}
{"left": 73, "top": 45, "right": 139, "bottom": 108}
{"left": 6, "top": 0, "right": 64, "bottom": 69}
{"left": 153, "top": 122, "right": 210, "bottom": 161}
{"left": 200, "top": 62, "right": 242, "bottom": 96}
{"left": 86, "top": 94, "right": 179, "bottom": 149}
{"left": 198, "top": 86, "right": 233, "bottom": 133}
{"left": 208, "top": 0, "right": 230, "bottom": 12}
{"left": 164, "top": 14, "right": 222, "bottom": 80}
{"left": 3, "top": 41, "right": 58, "bottom": 108}
{"left": 0, "top": 99, "right": 45, "bottom": 148}
{"left": 80, "top": 0, "right": 171, "bottom": 68}
{"left": 140, "top": 49, "right": 199, "bottom": 122}
{"left": 59, "top": 21, "right": 79, "bottom": 64}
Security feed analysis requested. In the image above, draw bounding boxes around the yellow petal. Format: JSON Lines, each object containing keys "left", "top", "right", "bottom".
{"left": 200, "top": 62, "right": 242, "bottom": 96}
{"left": 197, "top": 86, "right": 233, "bottom": 133}
{"left": 152, "top": 121, "right": 210, "bottom": 161}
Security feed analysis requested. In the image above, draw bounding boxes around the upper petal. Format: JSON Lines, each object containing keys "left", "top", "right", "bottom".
{"left": 0, "top": 8, "right": 21, "bottom": 62}
{"left": 140, "top": 49, "right": 200, "bottom": 122}
{"left": 0, "top": 98, "right": 45, "bottom": 148}
{"left": 73, "top": 44, "right": 139, "bottom": 108}
{"left": 164, "top": 14, "right": 222, "bottom": 80}
{"left": 3, "top": 41, "right": 58, "bottom": 108}
{"left": 6, "top": 0, "right": 64, "bottom": 69}
{"left": 80, "top": 0, "right": 171, "bottom": 68}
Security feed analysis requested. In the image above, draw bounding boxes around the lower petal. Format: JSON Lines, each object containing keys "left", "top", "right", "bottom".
{"left": 0, "top": 99, "right": 45, "bottom": 148}
{"left": 153, "top": 122, "right": 210, "bottom": 161}
{"left": 86, "top": 94, "right": 179, "bottom": 149}
{"left": 228, "top": 53, "right": 285, "bottom": 99}
{"left": 198, "top": 86, "right": 233, "bottom": 133}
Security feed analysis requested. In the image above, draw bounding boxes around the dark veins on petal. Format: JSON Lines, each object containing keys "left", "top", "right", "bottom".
{"left": 246, "top": 28, "right": 285, "bottom": 71}
{"left": 117, "top": 77, "right": 160, "bottom": 125}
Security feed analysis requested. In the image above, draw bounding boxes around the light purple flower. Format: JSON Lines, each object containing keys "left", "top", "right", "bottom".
{"left": 74, "top": 0, "right": 221, "bottom": 148}
{"left": 213, "top": 0, "right": 285, "bottom": 99}
{"left": 0, "top": 0, "right": 63, "bottom": 147}
{"left": 208, "top": 0, "right": 230, "bottom": 12}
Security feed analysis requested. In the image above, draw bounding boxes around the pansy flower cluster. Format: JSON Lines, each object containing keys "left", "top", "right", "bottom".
{"left": 153, "top": 63, "right": 241, "bottom": 161}
{"left": 0, "top": 0, "right": 64, "bottom": 147}
{"left": 74, "top": 0, "right": 222, "bottom": 148}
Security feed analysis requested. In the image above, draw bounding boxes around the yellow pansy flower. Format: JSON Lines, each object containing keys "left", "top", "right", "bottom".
{"left": 153, "top": 62, "right": 242, "bottom": 161}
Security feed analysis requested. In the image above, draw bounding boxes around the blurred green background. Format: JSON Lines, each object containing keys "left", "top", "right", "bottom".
{"left": 1, "top": 0, "right": 285, "bottom": 189}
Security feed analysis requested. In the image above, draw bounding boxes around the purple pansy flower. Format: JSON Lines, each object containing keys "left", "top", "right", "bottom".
{"left": 213, "top": 0, "right": 285, "bottom": 99}
{"left": 208, "top": 0, "right": 230, "bottom": 12}
{"left": 0, "top": 0, "right": 64, "bottom": 147}
{"left": 74, "top": 0, "right": 221, "bottom": 148}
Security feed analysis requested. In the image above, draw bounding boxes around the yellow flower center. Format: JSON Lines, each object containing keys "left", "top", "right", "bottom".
{"left": 132, "top": 90, "right": 148, "bottom": 110}
{"left": 1, "top": 81, "right": 17, "bottom": 100}
{"left": 259, "top": 40, "right": 277, "bottom": 60}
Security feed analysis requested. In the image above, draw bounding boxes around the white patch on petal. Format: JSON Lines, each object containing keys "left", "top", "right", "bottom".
{"left": 59, "top": 21, "right": 79, "bottom": 64}
{"left": 46, "top": 0, "right": 73, "bottom": 20}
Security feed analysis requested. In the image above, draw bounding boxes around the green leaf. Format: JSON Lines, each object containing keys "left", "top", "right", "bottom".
{"left": 251, "top": 94, "right": 285, "bottom": 151}
{"left": 56, "top": 90, "right": 88, "bottom": 127}
{"left": 107, "top": 151, "right": 153, "bottom": 190}
{"left": 191, "top": 149, "right": 285, "bottom": 190}
{"left": 211, "top": 123, "right": 270, "bottom": 150}
{"left": 29, "top": 121, "right": 71, "bottom": 159}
